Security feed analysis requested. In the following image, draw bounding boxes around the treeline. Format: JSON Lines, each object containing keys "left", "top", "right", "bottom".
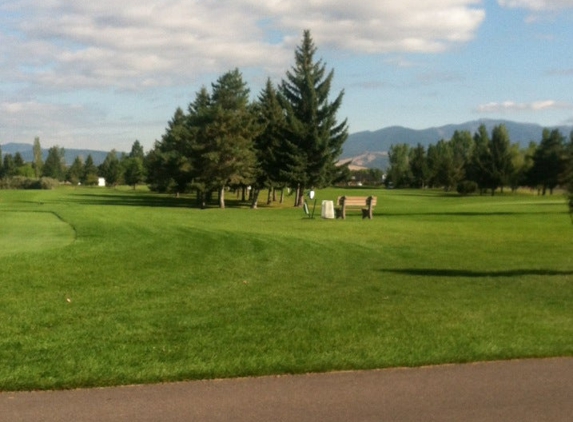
{"left": 386, "top": 124, "right": 573, "bottom": 196}
{"left": 1, "top": 31, "right": 348, "bottom": 204}
{"left": 0, "top": 138, "right": 146, "bottom": 189}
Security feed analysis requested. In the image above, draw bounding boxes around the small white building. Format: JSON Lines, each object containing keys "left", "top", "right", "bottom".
{"left": 98, "top": 177, "right": 106, "bottom": 187}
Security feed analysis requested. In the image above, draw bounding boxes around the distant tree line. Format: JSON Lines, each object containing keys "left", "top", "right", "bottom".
{"left": 0, "top": 138, "right": 146, "bottom": 189}
{"left": 386, "top": 124, "right": 573, "bottom": 197}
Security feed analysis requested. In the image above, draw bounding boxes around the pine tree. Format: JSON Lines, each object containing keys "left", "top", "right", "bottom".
{"left": 252, "top": 78, "right": 286, "bottom": 208}
{"left": 146, "top": 107, "right": 194, "bottom": 193}
{"left": 100, "top": 150, "right": 122, "bottom": 186}
{"left": 195, "top": 69, "right": 258, "bottom": 208}
{"left": 66, "top": 156, "right": 84, "bottom": 185}
{"left": 279, "top": 30, "right": 348, "bottom": 206}
{"left": 43, "top": 146, "right": 66, "bottom": 180}
{"left": 82, "top": 154, "right": 99, "bottom": 185}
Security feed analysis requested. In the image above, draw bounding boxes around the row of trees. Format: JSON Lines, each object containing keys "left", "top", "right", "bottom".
{"left": 146, "top": 30, "right": 348, "bottom": 208}
{"left": 0, "top": 139, "right": 146, "bottom": 189}
{"left": 386, "top": 125, "right": 573, "bottom": 196}
{"left": 1, "top": 31, "right": 348, "bottom": 207}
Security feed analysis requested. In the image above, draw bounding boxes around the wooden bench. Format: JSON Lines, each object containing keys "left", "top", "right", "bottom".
{"left": 335, "top": 196, "right": 377, "bottom": 219}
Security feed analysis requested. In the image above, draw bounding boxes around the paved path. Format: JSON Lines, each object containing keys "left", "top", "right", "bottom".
{"left": 2, "top": 358, "right": 572, "bottom": 422}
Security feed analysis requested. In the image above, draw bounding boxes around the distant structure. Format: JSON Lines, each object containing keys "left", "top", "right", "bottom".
{"left": 98, "top": 178, "right": 105, "bottom": 187}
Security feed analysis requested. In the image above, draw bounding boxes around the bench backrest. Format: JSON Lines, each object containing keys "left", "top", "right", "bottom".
{"left": 337, "top": 196, "right": 377, "bottom": 207}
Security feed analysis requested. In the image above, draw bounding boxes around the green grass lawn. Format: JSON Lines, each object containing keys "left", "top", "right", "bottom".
{"left": 1, "top": 186, "right": 572, "bottom": 391}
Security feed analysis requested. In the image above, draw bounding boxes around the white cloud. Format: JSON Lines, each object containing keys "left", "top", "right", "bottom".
{"left": 476, "top": 100, "right": 573, "bottom": 113}
{"left": 498, "top": 0, "right": 573, "bottom": 11}
{"left": 1, "top": 1, "right": 486, "bottom": 92}
{"left": 0, "top": 100, "right": 107, "bottom": 147}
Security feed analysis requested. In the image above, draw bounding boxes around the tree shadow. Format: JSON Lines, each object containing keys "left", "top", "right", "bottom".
{"left": 381, "top": 268, "right": 573, "bottom": 278}
{"left": 65, "top": 192, "right": 270, "bottom": 209}
{"left": 381, "top": 209, "right": 567, "bottom": 217}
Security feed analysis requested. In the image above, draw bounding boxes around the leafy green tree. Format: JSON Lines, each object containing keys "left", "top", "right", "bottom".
{"left": 43, "top": 146, "right": 66, "bottom": 180}
{"left": 100, "top": 150, "right": 122, "bottom": 186}
{"left": 450, "top": 130, "right": 474, "bottom": 183}
{"left": 66, "top": 156, "right": 84, "bottom": 185}
{"left": 432, "top": 140, "right": 458, "bottom": 191}
{"left": 387, "top": 143, "right": 411, "bottom": 188}
{"left": 33, "top": 137, "right": 43, "bottom": 178}
{"left": 278, "top": 30, "right": 348, "bottom": 206}
{"left": 530, "top": 128, "right": 566, "bottom": 195}
{"left": 466, "top": 124, "right": 513, "bottom": 195}
{"left": 508, "top": 142, "right": 534, "bottom": 192}
{"left": 409, "top": 143, "right": 429, "bottom": 188}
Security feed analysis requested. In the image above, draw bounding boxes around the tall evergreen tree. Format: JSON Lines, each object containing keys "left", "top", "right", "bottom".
{"left": 146, "top": 107, "right": 195, "bottom": 193}
{"left": 66, "top": 156, "right": 84, "bottom": 185}
{"left": 33, "top": 137, "right": 43, "bottom": 178}
{"left": 530, "top": 128, "right": 566, "bottom": 195}
{"left": 3, "top": 154, "right": 16, "bottom": 177}
{"left": 279, "top": 30, "right": 348, "bottom": 206}
{"left": 82, "top": 154, "right": 99, "bottom": 185}
{"left": 489, "top": 124, "right": 514, "bottom": 194}
{"left": 195, "top": 69, "right": 258, "bottom": 208}
{"left": 43, "top": 146, "right": 66, "bottom": 180}
{"left": 129, "top": 140, "right": 145, "bottom": 160}
{"left": 252, "top": 78, "right": 286, "bottom": 208}
{"left": 100, "top": 150, "right": 122, "bottom": 186}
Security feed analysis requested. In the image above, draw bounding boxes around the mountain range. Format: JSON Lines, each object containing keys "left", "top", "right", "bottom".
{"left": 0, "top": 143, "right": 112, "bottom": 166}
{"left": 2, "top": 119, "right": 572, "bottom": 170}
{"left": 341, "top": 119, "right": 573, "bottom": 169}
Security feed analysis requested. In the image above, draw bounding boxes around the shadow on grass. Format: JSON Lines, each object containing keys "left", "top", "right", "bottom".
{"left": 381, "top": 268, "right": 573, "bottom": 278}
{"left": 65, "top": 192, "right": 276, "bottom": 209}
{"left": 381, "top": 209, "right": 568, "bottom": 217}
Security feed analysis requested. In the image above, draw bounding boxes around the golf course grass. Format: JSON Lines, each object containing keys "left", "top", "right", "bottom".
{"left": 1, "top": 186, "right": 572, "bottom": 391}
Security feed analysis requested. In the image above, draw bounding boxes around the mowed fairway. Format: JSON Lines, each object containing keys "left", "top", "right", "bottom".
{"left": 1, "top": 187, "right": 572, "bottom": 391}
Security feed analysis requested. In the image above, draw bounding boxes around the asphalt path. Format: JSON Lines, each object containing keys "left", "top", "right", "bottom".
{"left": 2, "top": 358, "right": 572, "bottom": 422}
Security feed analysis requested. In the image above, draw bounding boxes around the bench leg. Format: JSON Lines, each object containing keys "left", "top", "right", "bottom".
{"left": 362, "top": 208, "right": 373, "bottom": 219}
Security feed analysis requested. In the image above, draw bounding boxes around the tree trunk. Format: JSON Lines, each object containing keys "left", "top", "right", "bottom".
{"left": 280, "top": 188, "right": 284, "bottom": 204}
{"left": 251, "top": 189, "right": 260, "bottom": 209}
{"left": 219, "top": 186, "right": 225, "bottom": 209}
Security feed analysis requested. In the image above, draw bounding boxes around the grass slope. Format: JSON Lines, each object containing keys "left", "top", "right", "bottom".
{"left": 1, "top": 187, "right": 572, "bottom": 391}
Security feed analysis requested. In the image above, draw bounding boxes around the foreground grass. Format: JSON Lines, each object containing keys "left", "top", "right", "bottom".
{"left": 1, "top": 187, "right": 572, "bottom": 391}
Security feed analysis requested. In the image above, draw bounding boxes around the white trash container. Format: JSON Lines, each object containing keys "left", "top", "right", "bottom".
{"left": 321, "top": 200, "right": 335, "bottom": 219}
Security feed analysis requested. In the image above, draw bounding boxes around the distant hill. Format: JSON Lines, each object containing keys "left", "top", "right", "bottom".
{"left": 342, "top": 119, "right": 573, "bottom": 168}
{"left": 0, "top": 143, "right": 119, "bottom": 166}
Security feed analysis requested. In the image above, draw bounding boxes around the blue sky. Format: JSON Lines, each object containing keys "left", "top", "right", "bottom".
{"left": 1, "top": 0, "right": 572, "bottom": 152}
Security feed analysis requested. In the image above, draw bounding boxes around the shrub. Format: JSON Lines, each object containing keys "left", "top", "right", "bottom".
{"left": 457, "top": 180, "right": 478, "bottom": 195}
{"left": 0, "top": 176, "right": 60, "bottom": 190}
